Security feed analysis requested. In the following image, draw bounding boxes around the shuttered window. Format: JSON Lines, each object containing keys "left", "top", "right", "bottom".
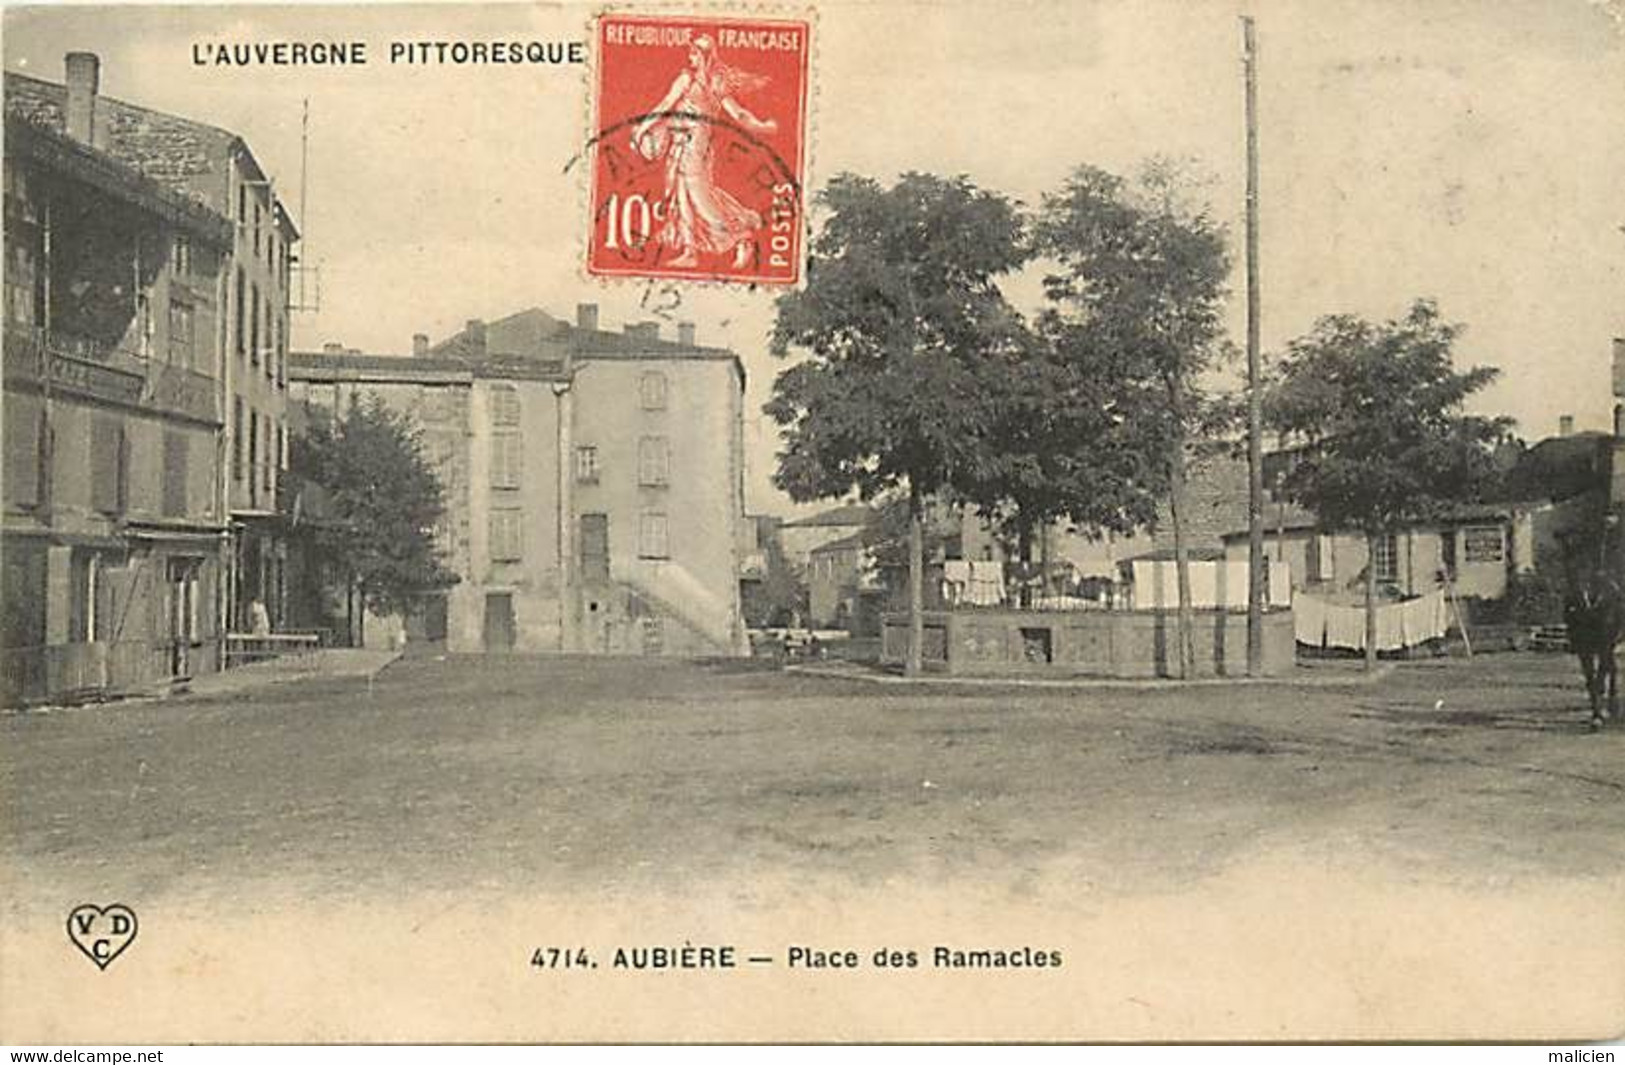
{"left": 1371, "top": 533, "right": 1399, "bottom": 583}
{"left": 171, "top": 234, "right": 191, "bottom": 278}
{"left": 1307, "top": 534, "right": 1334, "bottom": 582}
{"left": 263, "top": 418, "right": 275, "bottom": 495}
{"left": 3, "top": 541, "right": 47, "bottom": 652}
{"left": 640, "top": 371, "right": 667, "bottom": 410}
{"left": 575, "top": 445, "right": 599, "bottom": 484}
{"left": 3, "top": 401, "right": 40, "bottom": 508}
{"left": 639, "top": 512, "right": 669, "bottom": 560}
{"left": 168, "top": 300, "right": 194, "bottom": 367}
{"left": 249, "top": 282, "right": 260, "bottom": 366}
{"left": 234, "top": 268, "right": 245, "bottom": 356}
{"left": 162, "top": 432, "right": 189, "bottom": 517}
{"left": 580, "top": 513, "right": 609, "bottom": 580}
{"left": 68, "top": 551, "right": 97, "bottom": 643}
{"left": 232, "top": 398, "right": 244, "bottom": 481}
{"left": 91, "top": 418, "right": 126, "bottom": 515}
{"left": 489, "top": 509, "right": 522, "bottom": 562}
{"left": 1462, "top": 526, "right": 1504, "bottom": 563}
{"left": 490, "top": 386, "right": 520, "bottom": 426}
{"left": 491, "top": 432, "right": 522, "bottom": 489}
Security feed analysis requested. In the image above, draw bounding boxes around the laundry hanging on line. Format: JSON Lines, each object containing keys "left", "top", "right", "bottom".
{"left": 1294, "top": 590, "right": 1450, "bottom": 651}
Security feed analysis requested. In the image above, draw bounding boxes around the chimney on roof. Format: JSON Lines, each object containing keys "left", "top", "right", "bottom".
{"left": 322, "top": 342, "right": 344, "bottom": 355}
{"left": 412, "top": 333, "right": 429, "bottom": 357}
{"left": 576, "top": 303, "right": 599, "bottom": 332}
{"left": 466, "top": 319, "right": 486, "bottom": 356}
{"left": 677, "top": 322, "right": 696, "bottom": 347}
{"left": 1559, "top": 414, "right": 1575, "bottom": 438}
{"left": 1614, "top": 338, "right": 1625, "bottom": 400}
{"left": 64, "top": 52, "right": 100, "bottom": 148}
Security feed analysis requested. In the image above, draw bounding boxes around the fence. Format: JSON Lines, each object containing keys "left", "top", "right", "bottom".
{"left": 932, "top": 559, "right": 1293, "bottom": 614}
{"left": 224, "top": 631, "right": 325, "bottom": 667}
{"left": 881, "top": 606, "right": 1297, "bottom": 679}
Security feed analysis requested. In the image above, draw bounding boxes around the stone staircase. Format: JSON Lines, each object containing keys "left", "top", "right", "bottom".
{"left": 622, "top": 582, "right": 731, "bottom": 656}
{"left": 577, "top": 577, "right": 741, "bottom": 657}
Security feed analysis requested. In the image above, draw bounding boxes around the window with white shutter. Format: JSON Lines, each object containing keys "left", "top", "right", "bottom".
{"left": 639, "top": 512, "right": 669, "bottom": 559}
{"left": 638, "top": 435, "right": 669, "bottom": 487}
{"left": 490, "top": 510, "right": 523, "bottom": 562}
{"left": 491, "top": 432, "right": 522, "bottom": 489}
{"left": 490, "top": 386, "right": 521, "bottom": 426}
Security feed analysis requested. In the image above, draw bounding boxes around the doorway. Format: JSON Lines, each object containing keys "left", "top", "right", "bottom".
{"left": 167, "top": 558, "right": 199, "bottom": 679}
{"left": 407, "top": 593, "right": 449, "bottom": 647}
{"left": 580, "top": 513, "right": 609, "bottom": 582}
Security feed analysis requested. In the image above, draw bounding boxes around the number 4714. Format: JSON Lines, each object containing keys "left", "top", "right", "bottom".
{"left": 531, "top": 946, "right": 594, "bottom": 969}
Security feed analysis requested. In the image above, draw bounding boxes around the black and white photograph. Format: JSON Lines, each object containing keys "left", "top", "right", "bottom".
{"left": 0, "top": 0, "right": 1622, "bottom": 1045}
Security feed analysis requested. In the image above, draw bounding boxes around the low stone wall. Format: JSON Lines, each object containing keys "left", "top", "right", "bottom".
{"left": 881, "top": 607, "right": 1296, "bottom": 679}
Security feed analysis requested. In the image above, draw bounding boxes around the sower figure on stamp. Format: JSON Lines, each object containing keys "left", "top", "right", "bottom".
{"left": 631, "top": 35, "right": 777, "bottom": 270}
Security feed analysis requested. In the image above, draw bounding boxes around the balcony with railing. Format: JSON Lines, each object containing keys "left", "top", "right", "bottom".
{"left": 149, "top": 360, "right": 219, "bottom": 423}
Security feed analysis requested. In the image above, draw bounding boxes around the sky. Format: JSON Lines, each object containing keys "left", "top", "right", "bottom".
{"left": 6, "top": 0, "right": 1623, "bottom": 515}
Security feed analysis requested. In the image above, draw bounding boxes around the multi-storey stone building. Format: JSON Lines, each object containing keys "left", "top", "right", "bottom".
{"left": 288, "top": 305, "right": 748, "bottom": 656}
{"left": 2, "top": 52, "right": 299, "bottom": 704}
{"left": 2, "top": 100, "right": 232, "bottom": 702}
{"left": 1612, "top": 338, "right": 1624, "bottom": 516}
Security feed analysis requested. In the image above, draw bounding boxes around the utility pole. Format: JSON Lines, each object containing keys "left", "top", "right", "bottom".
{"left": 1243, "top": 15, "right": 1265, "bottom": 676}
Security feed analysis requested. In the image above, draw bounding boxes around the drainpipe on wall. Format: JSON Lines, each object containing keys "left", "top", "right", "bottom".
{"left": 216, "top": 241, "right": 232, "bottom": 667}
{"left": 40, "top": 191, "right": 55, "bottom": 520}
{"left": 1405, "top": 530, "right": 1414, "bottom": 597}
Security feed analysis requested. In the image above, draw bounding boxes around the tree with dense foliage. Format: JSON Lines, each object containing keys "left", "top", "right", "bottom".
{"left": 741, "top": 539, "right": 808, "bottom": 629}
{"left": 953, "top": 320, "right": 1168, "bottom": 606}
{"left": 766, "top": 172, "right": 1029, "bottom": 675}
{"left": 1031, "top": 159, "right": 1233, "bottom": 678}
{"left": 1265, "top": 299, "right": 1512, "bottom": 669}
{"left": 289, "top": 397, "right": 458, "bottom": 619}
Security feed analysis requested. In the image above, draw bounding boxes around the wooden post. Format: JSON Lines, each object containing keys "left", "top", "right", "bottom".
{"left": 1364, "top": 533, "right": 1379, "bottom": 672}
{"left": 1445, "top": 575, "right": 1473, "bottom": 659}
{"left": 906, "top": 485, "right": 924, "bottom": 677}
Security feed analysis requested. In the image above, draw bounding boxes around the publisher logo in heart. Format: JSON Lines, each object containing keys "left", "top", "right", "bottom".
{"left": 67, "top": 904, "right": 138, "bottom": 970}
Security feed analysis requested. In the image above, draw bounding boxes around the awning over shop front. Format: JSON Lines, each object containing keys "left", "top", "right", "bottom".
{"left": 122, "top": 520, "right": 228, "bottom": 547}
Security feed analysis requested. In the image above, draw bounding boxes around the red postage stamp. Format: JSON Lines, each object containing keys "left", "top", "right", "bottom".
{"left": 587, "top": 13, "right": 811, "bottom": 286}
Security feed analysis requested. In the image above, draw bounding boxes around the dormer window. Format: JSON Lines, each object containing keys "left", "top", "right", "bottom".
{"left": 171, "top": 234, "right": 191, "bottom": 279}
{"left": 490, "top": 385, "right": 520, "bottom": 426}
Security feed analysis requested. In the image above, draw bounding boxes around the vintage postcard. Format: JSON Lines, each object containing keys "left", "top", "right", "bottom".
{"left": 1, "top": 0, "right": 1623, "bottom": 1046}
